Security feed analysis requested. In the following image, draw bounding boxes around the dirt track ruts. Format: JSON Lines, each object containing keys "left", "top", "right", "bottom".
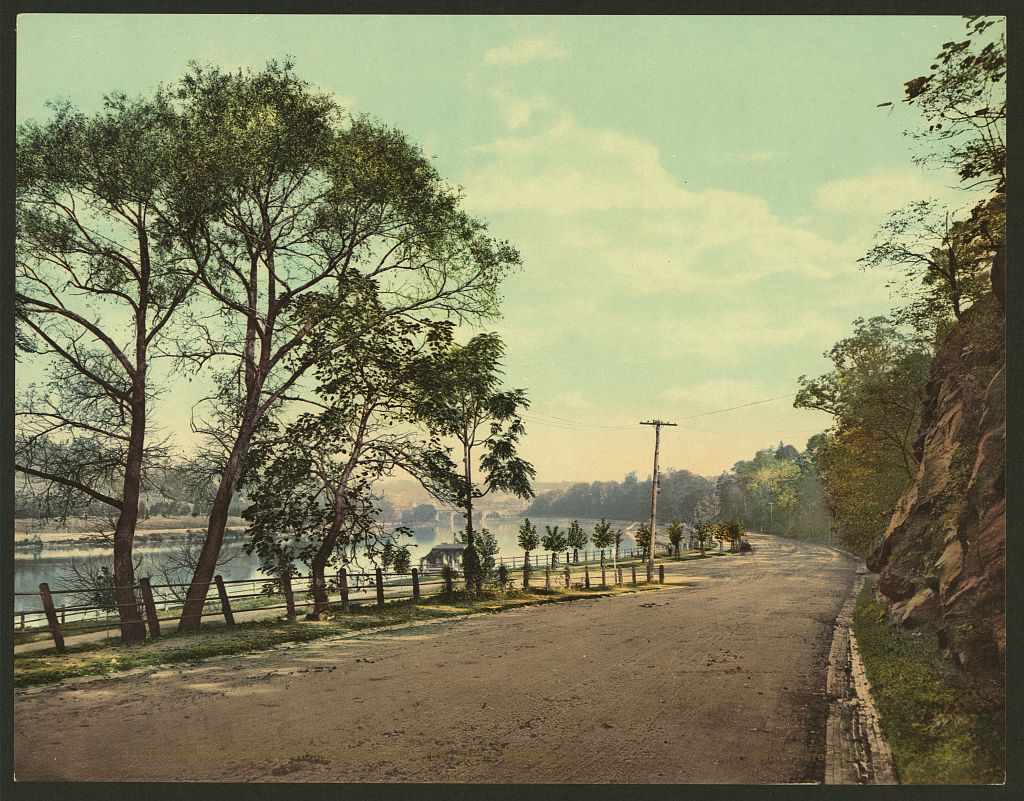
{"left": 14, "top": 534, "right": 860, "bottom": 783}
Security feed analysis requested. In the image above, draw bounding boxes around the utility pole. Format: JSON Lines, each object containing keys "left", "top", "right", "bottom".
{"left": 640, "top": 420, "right": 676, "bottom": 581}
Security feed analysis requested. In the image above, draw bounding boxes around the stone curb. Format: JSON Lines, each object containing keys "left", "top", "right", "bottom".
{"left": 824, "top": 576, "right": 899, "bottom": 785}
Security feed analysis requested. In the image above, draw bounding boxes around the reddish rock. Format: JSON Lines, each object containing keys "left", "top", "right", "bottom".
{"left": 890, "top": 587, "right": 941, "bottom": 628}
{"left": 868, "top": 298, "right": 1004, "bottom": 678}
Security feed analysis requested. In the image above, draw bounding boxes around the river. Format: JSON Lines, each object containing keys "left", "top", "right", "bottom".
{"left": 14, "top": 516, "right": 641, "bottom": 613}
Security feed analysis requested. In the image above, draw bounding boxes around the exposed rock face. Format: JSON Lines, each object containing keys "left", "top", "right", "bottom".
{"left": 867, "top": 299, "right": 1005, "bottom": 676}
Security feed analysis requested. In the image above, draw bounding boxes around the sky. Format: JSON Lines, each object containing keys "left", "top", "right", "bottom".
{"left": 15, "top": 14, "right": 986, "bottom": 483}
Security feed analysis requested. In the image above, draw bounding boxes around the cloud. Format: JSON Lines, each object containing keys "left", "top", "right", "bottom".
{"left": 463, "top": 113, "right": 861, "bottom": 292}
{"left": 813, "top": 169, "right": 973, "bottom": 217}
{"left": 487, "top": 89, "right": 552, "bottom": 130}
{"left": 465, "top": 113, "right": 694, "bottom": 215}
{"left": 484, "top": 36, "right": 570, "bottom": 65}
{"left": 711, "top": 150, "right": 787, "bottom": 165}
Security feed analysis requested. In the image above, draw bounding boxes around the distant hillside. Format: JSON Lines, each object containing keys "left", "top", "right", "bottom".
{"left": 524, "top": 469, "right": 716, "bottom": 522}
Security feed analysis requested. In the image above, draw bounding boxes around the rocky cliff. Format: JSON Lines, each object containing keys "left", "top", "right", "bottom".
{"left": 867, "top": 296, "right": 1005, "bottom": 677}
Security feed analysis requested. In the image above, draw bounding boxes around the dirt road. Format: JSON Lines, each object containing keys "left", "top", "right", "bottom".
{"left": 14, "top": 535, "right": 860, "bottom": 783}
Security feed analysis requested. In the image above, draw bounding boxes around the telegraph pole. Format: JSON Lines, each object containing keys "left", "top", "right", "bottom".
{"left": 640, "top": 420, "right": 676, "bottom": 581}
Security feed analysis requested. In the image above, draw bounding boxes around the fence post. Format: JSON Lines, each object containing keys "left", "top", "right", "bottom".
{"left": 617, "top": 567, "right": 623, "bottom": 585}
{"left": 139, "top": 577, "right": 161, "bottom": 638}
{"left": 282, "top": 574, "right": 296, "bottom": 620}
{"left": 38, "top": 583, "right": 65, "bottom": 653}
{"left": 376, "top": 568, "right": 385, "bottom": 608}
{"left": 214, "top": 575, "right": 235, "bottom": 627}
{"left": 18, "top": 611, "right": 25, "bottom": 630}
{"left": 564, "top": 566, "right": 571, "bottom": 588}
{"left": 523, "top": 561, "right": 530, "bottom": 589}
{"left": 545, "top": 568, "right": 551, "bottom": 590}
{"left": 412, "top": 568, "right": 420, "bottom": 601}
{"left": 339, "top": 569, "right": 349, "bottom": 612}
{"left": 659, "top": 565, "right": 665, "bottom": 584}
{"left": 631, "top": 566, "right": 637, "bottom": 585}
{"left": 584, "top": 565, "right": 591, "bottom": 589}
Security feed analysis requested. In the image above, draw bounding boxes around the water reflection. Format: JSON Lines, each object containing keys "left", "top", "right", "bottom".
{"left": 14, "top": 517, "right": 638, "bottom": 612}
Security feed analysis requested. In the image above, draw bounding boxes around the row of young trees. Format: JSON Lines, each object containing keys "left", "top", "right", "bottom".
{"left": 794, "top": 16, "right": 1005, "bottom": 556}
{"left": 514, "top": 516, "right": 743, "bottom": 566}
{"left": 15, "top": 61, "right": 534, "bottom": 639}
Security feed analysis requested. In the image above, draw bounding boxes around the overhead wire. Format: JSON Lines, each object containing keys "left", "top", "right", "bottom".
{"left": 521, "top": 392, "right": 803, "bottom": 437}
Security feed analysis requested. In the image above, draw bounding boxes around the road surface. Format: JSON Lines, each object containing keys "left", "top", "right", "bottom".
{"left": 14, "top": 534, "right": 860, "bottom": 783}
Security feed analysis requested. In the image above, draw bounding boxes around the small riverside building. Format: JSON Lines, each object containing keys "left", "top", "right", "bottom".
{"left": 419, "top": 542, "right": 465, "bottom": 571}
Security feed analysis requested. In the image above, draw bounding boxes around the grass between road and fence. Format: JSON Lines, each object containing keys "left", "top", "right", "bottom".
{"left": 14, "top": 548, "right": 734, "bottom": 648}
{"left": 851, "top": 581, "right": 1005, "bottom": 784}
{"left": 13, "top": 580, "right": 694, "bottom": 689}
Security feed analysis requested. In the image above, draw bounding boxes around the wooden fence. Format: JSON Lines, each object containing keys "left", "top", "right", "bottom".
{"left": 14, "top": 553, "right": 686, "bottom": 653}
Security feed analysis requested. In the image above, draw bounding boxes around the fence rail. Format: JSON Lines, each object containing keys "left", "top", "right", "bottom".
{"left": 14, "top": 535, "right": 740, "bottom": 652}
{"left": 13, "top": 546, "right": 724, "bottom": 652}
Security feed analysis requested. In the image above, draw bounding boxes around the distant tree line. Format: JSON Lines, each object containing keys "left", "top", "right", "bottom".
{"left": 716, "top": 443, "right": 831, "bottom": 545}
{"left": 524, "top": 469, "right": 716, "bottom": 523}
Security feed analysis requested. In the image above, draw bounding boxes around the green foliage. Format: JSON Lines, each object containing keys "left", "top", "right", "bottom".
{"left": 795, "top": 318, "right": 931, "bottom": 555}
{"left": 860, "top": 200, "right": 1000, "bottom": 327}
{"left": 692, "top": 522, "right": 714, "bottom": 555}
{"left": 667, "top": 520, "right": 685, "bottom": 556}
{"left": 723, "top": 521, "right": 745, "bottom": 551}
{"left": 388, "top": 544, "right": 412, "bottom": 575}
{"left": 541, "top": 524, "right": 567, "bottom": 567}
{"left": 852, "top": 583, "right": 1004, "bottom": 783}
{"left": 526, "top": 468, "right": 715, "bottom": 522}
{"left": 897, "top": 16, "right": 1005, "bottom": 193}
{"left": 461, "top": 544, "right": 483, "bottom": 595}
{"left": 517, "top": 517, "right": 540, "bottom": 557}
{"left": 441, "top": 563, "right": 457, "bottom": 598}
{"left": 476, "top": 527, "right": 500, "bottom": 582}
{"left": 566, "top": 520, "right": 587, "bottom": 560}
{"left": 496, "top": 563, "right": 512, "bottom": 593}
{"left": 634, "top": 523, "right": 652, "bottom": 559}
{"left": 591, "top": 518, "right": 617, "bottom": 562}
{"left": 412, "top": 332, "right": 534, "bottom": 595}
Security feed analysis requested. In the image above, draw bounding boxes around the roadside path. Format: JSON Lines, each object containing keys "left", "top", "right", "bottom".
{"left": 14, "top": 534, "right": 860, "bottom": 782}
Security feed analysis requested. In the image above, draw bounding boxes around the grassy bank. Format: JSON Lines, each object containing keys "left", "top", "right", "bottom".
{"left": 14, "top": 581, "right": 680, "bottom": 689}
{"left": 851, "top": 582, "right": 1004, "bottom": 784}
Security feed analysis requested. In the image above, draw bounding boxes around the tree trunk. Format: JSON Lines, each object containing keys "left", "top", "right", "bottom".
{"left": 573, "top": 548, "right": 578, "bottom": 564}
{"left": 309, "top": 513, "right": 345, "bottom": 618}
{"left": 177, "top": 422, "right": 252, "bottom": 632}
{"left": 112, "top": 289, "right": 150, "bottom": 644}
{"left": 111, "top": 382, "right": 147, "bottom": 643}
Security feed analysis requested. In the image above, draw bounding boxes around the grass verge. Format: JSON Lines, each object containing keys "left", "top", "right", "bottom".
{"left": 851, "top": 581, "right": 1004, "bottom": 784}
{"left": 14, "top": 582, "right": 676, "bottom": 689}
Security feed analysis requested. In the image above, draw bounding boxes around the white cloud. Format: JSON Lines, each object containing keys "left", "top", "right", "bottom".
{"left": 488, "top": 89, "right": 552, "bottom": 130}
{"left": 484, "top": 36, "right": 570, "bottom": 65}
{"left": 813, "top": 169, "right": 973, "bottom": 217}
{"left": 465, "top": 113, "right": 694, "bottom": 215}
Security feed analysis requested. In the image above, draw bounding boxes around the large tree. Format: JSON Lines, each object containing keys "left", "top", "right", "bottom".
{"left": 796, "top": 318, "right": 932, "bottom": 555}
{"left": 16, "top": 95, "right": 200, "bottom": 641}
{"left": 243, "top": 299, "right": 453, "bottom": 617}
{"left": 160, "top": 62, "right": 519, "bottom": 630}
{"left": 413, "top": 332, "right": 535, "bottom": 593}
{"left": 860, "top": 199, "right": 999, "bottom": 328}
